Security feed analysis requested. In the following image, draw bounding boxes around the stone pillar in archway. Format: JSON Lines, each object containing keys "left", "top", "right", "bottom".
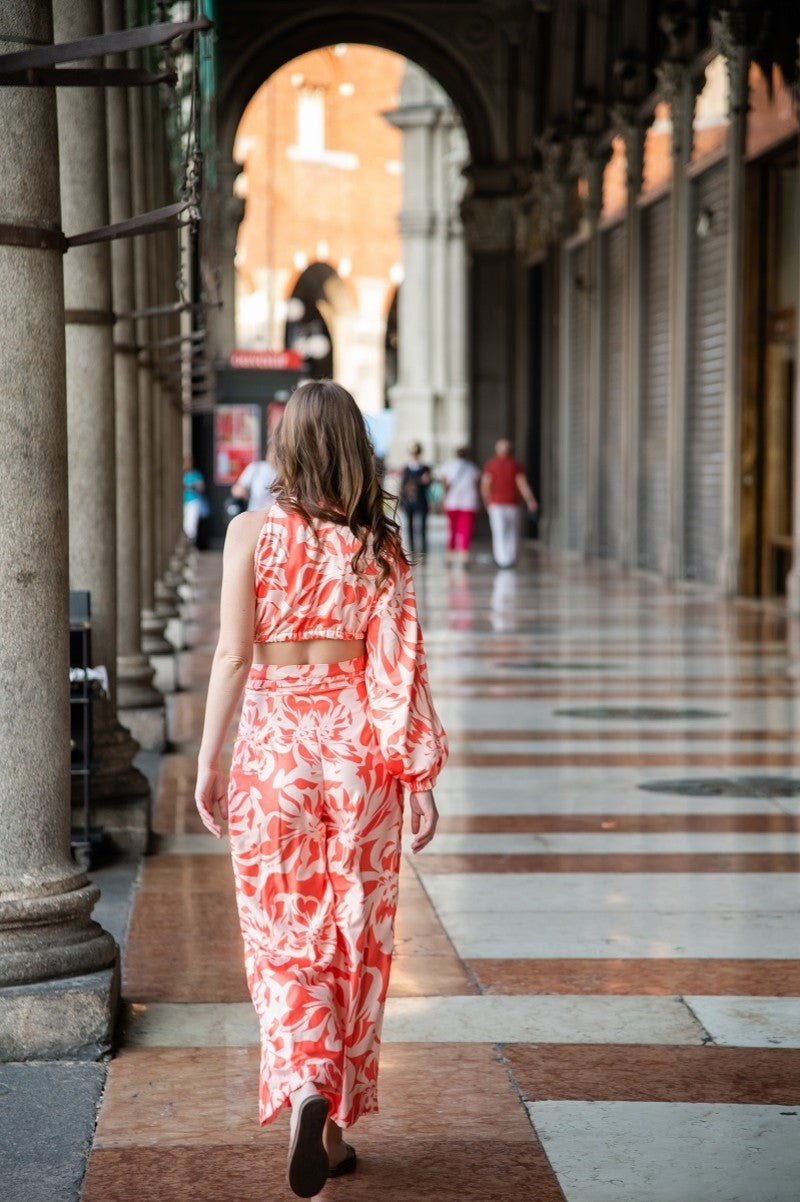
{"left": 616, "top": 113, "right": 645, "bottom": 569}
{"left": 461, "top": 190, "right": 519, "bottom": 465}
{"left": 713, "top": 15, "right": 751, "bottom": 595}
{"left": 385, "top": 64, "right": 469, "bottom": 467}
{"left": 104, "top": 0, "right": 162, "bottom": 713}
{"left": 218, "top": 159, "right": 242, "bottom": 358}
{"left": 55, "top": 0, "right": 149, "bottom": 853}
{"left": 788, "top": 38, "right": 800, "bottom": 614}
{"left": 126, "top": 23, "right": 172, "bottom": 677}
{"left": 0, "top": 2, "right": 117, "bottom": 1058}
{"left": 659, "top": 62, "right": 697, "bottom": 580}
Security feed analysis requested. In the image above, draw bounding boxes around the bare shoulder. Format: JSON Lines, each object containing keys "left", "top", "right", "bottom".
{"left": 224, "top": 509, "right": 266, "bottom": 558}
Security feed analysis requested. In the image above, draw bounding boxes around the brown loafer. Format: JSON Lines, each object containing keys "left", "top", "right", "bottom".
{"left": 287, "top": 1095, "right": 330, "bottom": 1198}
{"left": 327, "top": 1143, "right": 357, "bottom": 1178}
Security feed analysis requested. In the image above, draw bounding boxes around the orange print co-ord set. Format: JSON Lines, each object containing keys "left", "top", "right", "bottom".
{"left": 226, "top": 504, "right": 448, "bottom": 1127}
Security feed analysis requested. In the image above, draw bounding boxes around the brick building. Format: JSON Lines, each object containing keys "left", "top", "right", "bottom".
{"left": 232, "top": 44, "right": 406, "bottom": 413}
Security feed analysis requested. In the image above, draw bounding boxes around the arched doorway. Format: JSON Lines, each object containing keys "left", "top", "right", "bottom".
{"left": 285, "top": 262, "right": 345, "bottom": 382}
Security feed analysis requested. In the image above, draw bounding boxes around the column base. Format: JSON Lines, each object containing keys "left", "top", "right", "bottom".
{"left": 117, "top": 653, "right": 162, "bottom": 709}
{"left": 119, "top": 702, "right": 166, "bottom": 753}
{"left": 0, "top": 876, "right": 116, "bottom": 987}
{"left": 786, "top": 561, "right": 800, "bottom": 616}
{"left": 79, "top": 794, "right": 150, "bottom": 856}
{"left": 89, "top": 716, "right": 149, "bottom": 801}
{"left": 0, "top": 965, "right": 119, "bottom": 1061}
{"left": 142, "top": 607, "right": 174, "bottom": 656}
{"left": 155, "top": 579, "right": 181, "bottom": 619}
{"left": 716, "top": 548, "right": 740, "bottom": 596}
{"left": 660, "top": 537, "right": 683, "bottom": 581}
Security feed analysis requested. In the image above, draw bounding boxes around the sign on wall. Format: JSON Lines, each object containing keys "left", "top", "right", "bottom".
{"left": 213, "top": 404, "right": 260, "bottom": 485}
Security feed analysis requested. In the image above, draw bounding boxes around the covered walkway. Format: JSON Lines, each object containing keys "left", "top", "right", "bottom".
{"left": 81, "top": 546, "right": 800, "bottom": 1201}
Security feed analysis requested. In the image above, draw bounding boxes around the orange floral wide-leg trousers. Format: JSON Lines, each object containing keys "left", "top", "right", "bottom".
{"left": 227, "top": 655, "right": 403, "bottom": 1129}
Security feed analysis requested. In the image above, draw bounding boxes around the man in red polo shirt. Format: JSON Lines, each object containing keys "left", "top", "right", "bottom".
{"left": 481, "top": 439, "right": 538, "bottom": 568}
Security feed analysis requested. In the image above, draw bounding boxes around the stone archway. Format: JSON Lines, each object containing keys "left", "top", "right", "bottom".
{"left": 212, "top": 4, "right": 527, "bottom": 463}
{"left": 216, "top": 8, "right": 504, "bottom": 173}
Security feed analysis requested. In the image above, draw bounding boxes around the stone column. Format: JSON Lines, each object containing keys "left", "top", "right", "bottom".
{"left": 0, "top": 2, "right": 117, "bottom": 1059}
{"left": 150, "top": 127, "right": 182, "bottom": 625}
{"left": 104, "top": 0, "right": 162, "bottom": 713}
{"left": 461, "top": 191, "right": 519, "bottom": 465}
{"left": 713, "top": 16, "right": 750, "bottom": 593}
{"left": 217, "top": 159, "right": 240, "bottom": 357}
{"left": 788, "top": 37, "right": 800, "bottom": 614}
{"left": 617, "top": 114, "right": 645, "bottom": 568}
{"left": 533, "top": 135, "right": 571, "bottom": 548}
{"left": 127, "top": 22, "right": 171, "bottom": 664}
{"left": 444, "top": 186, "right": 469, "bottom": 449}
{"left": 659, "top": 62, "right": 696, "bottom": 580}
{"left": 55, "top": 0, "right": 149, "bottom": 853}
{"left": 583, "top": 155, "right": 605, "bottom": 558}
{"left": 385, "top": 64, "right": 470, "bottom": 466}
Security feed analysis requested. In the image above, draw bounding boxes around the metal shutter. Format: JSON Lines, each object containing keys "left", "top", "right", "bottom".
{"left": 684, "top": 162, "right": 728, "bottom": 582}
{"left": 598, "top": 222, "right": 625, "bottom": 558}
{"left": 567, "top": 242, "right": 589, "bottom": 551}
{"left": 638, "top": 196, "right": 670, "bottom": 571}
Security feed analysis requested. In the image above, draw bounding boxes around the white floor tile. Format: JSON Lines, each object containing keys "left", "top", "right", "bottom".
{"left": 418, "top": 832, "right": 800, "bottom": 855}
{"left": 528, "top": 1102, "right": 800, "bottom": 1202}
{"left": 381, "top": 995, "right": 705, "bottom": 1045}
{"left": 123, "top": 1002, "right": 257, "bottom": 1047}
{"left": 685, "top": 997, "right": 800, "bottom": 1048}
{"left": 419, "top": 872, "right": 800, "bottom": 916}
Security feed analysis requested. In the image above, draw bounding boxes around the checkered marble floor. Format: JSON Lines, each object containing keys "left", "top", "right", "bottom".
{"left": 83, "top": 541, "right": 800, "bottom": 1202}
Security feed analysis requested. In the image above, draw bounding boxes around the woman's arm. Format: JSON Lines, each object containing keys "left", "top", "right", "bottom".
{"left": 195, "top": 511, "right": 262, "bottom": 837}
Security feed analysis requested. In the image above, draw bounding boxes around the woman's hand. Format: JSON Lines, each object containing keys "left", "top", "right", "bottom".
{"left": 195, "top": 764, "right": 229, "bottom": 839}
{"left": 409, "top": 789, "right": 438, "bottom": 853}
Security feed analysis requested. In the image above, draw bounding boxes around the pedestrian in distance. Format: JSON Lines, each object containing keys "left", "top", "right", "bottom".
{"left": 231, "top": 441, "right": 279, "bottom": 512}
{"left": 439, "top": 445, "right": 482, "bottom": 567}
{"left": 481, "top": 438, "right": 538, "bottom": 568}
{"left": 194, "top": 379, "right": 448, "bottom": 1198}
{"left": 182, "top": 455, "right": 207, "bottom": 544}
{"left": 399, "top": 440, "right": 432, "bottom": 557}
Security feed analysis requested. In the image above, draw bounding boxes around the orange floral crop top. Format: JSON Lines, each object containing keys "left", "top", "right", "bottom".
{"left": 253, "top": 504, "right": 448, "bottom": 792}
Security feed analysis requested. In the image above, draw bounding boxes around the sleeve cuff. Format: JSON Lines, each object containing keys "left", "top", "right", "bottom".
{"left": 406, "top": 777, "right": 436, "bottom": 794}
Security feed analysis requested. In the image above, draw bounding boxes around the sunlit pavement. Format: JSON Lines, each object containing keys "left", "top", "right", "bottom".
{"left": 82, "top": 533, "right": 800, "bottom": 1202}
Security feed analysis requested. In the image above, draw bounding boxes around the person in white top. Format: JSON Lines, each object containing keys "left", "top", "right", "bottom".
{"left": 232, "top": 444, "right": 278, "bottom": 511}
{"left": 439, "top": 446, "right": 482, "bottom": 566}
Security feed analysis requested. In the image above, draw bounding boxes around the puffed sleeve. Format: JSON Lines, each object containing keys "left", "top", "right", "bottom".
{"left": 364, "top": 557, "right": 448, "bottom": 792}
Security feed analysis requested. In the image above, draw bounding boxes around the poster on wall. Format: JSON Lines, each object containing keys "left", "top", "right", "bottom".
{"left": 214, "top": 405, "right": 260, "bottom": 485}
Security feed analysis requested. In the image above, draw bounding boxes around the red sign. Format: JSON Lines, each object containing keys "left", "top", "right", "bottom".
{"left": 213, "top": 404, "right": 260, "bottom": 485}
{"left": 230, "top": 348, "right": 304, "bottom": 370}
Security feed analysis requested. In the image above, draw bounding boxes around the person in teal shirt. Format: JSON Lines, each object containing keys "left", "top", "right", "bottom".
{"left": 183, "top": 456, "right": 206, "bottom": 542}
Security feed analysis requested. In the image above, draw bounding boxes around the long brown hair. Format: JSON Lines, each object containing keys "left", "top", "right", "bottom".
{"left": 272, "top": 379, "right": 405, "bottom": 585}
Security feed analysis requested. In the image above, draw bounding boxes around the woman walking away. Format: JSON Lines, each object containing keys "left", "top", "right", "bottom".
{"left": 194, "top": 380, "right": 448, "bottom": 1198}
{"left": 439, "top": 446, "right": 482, "bottom": 566}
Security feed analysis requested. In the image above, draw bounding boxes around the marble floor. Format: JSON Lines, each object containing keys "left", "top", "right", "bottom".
{"left": 83, "top": 543, "right": 800, "bottom": 1202}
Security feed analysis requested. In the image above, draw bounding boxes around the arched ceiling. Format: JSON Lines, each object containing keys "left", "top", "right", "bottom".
{"left": 214, "top": 1, "right": 528, "bottom": 179}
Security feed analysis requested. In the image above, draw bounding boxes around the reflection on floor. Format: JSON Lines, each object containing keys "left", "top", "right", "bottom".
{"left": 83, "top": 545, "right": 800, "bottom": 1202}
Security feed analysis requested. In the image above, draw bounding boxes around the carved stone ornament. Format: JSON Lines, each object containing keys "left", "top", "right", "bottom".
{"left": 658, "top": 2, "right": 698, "bottom": 62}
{"left": 460, "top": 194, "right": 517, "bottom": 254}
{"left": 611, "top": 104, "right": 644, "bottom": 195}
{"left": 654, "top": 58, "right": 688, "bottom": 111}
{"left": 710, "top": 10, "right": 761, "bottom": 116}
{"left": 612, "top": 54, "right": 649, "bottom": 106}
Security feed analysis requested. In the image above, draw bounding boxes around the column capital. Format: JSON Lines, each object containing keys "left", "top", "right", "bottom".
{"left": 460, "top": 193, "right": 517, "bottom": 254}
{"left": 710, "top": 10, "right": 759, "bottom": 116}
{"left": 654, "top": 59, "right": 690, "bottom": 110}
{"left": 611, "top": 104, "right": 645, "bottom": 195}
{"left": 655, "top": 60, "right": 699, "bottom": 158}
